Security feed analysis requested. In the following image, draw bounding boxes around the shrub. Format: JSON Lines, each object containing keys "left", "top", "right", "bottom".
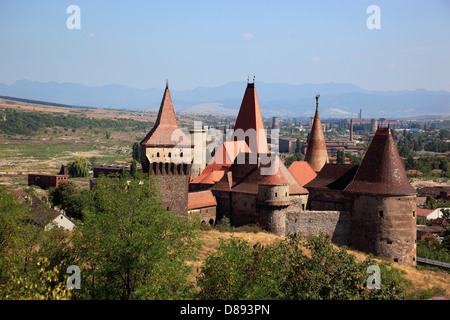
{"left": 197, "top": 234, "right": 407, "bottom": 300}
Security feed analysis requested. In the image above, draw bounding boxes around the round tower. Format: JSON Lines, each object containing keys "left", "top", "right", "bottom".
{"left": 371, "top": 118, "right": 378, "bottom": 133}
{"left": 344, "top": 128, "right": 417, "bottom": 264}
{"left": 257, "top": 167, "right": 290, "bottom": 236}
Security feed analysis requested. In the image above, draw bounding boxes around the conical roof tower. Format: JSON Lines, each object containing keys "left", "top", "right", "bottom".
{"left": 344, "top": 127, "right": 416, "bottom": 195}
{"left": 305, "top": 94, "right": 328, "bottom": 172}
{"left": 232, "top": 79, "right": 269, "bottom": 154}
{"left": 141, "top": 81, "right": 192, "bottom": 147}
{"left": 140, "top": 81, "right": 193, "bottom": 217}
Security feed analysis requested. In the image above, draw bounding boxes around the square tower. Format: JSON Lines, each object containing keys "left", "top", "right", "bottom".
{"left": 140, "top": 82, "right": 194, "bottom": 217}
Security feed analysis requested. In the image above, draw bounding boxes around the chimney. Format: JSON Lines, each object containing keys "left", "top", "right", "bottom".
{"left": 271, "top": 117, "right": 280, "bottom": 130}
{"left": 350, "top": 119, "right": 354, "bottom": 141}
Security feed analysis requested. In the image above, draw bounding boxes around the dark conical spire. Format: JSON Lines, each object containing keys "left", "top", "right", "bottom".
{"left": 344, "top": 127, "right": 416, "bottom": 195}
{"left": 305, "top": 94, "right": 328, "bottom": 172}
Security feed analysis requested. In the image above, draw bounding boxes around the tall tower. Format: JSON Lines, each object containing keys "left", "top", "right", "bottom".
{"left": 232, "top": 80, "right": 269, "bottom": 154}
{"left": 350, "top": 119, "right": 354, "bottom": 142}
{"left": 305, "top": 94, "right": 329, "bottom": 172}
{"left": 140, "top": 82, "right": 194, "bottom": 217}
{"left": 344, "top": 127, "right": 417, "bottom": 264}
{"left": 371, "top": 118, "right": 378, "bottom": 132}
{"left": 189, "top": 127, "right": 207, "bottom": 180}
{"left": 271, "top": 117, "right": 280, "bottom": 130}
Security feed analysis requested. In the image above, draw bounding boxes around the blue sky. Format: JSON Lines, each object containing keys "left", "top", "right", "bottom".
{"left": 0, "top": 0, "right": 449, "bottom": 91}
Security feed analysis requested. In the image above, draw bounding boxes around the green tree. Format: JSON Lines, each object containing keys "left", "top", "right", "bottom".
{"left": 404, "top": 155, "right": 417, "bottom": 171}
{"left": 130, "top": 159, "right": 138, "bottom": 178}
{"left": 0, "top": 187, "right": 71, "bottom": 300}
{"left": 65, "top": 189, "right": 94, "bottom": 221}
{"left": 72, "top": 174, "right": 202, "bottom": 300}
{"left": 284, "top": 152, "right": 305, "bottom": 168}
{"left": 68, "top": 156, "right": 89, "bottom": 178}
{"left": 336, "top": 149, "right": 346, "bottom": 164}
{"left": 0, "top": 187, "right": 34, "bottom": 297}
{"left": 295, "top": 138, "right": 301, "bottom": 154}
{"left": 132, "top": 142, "right": 141, "bottom": 162}
{"left": 48, "top": 180, "right": 79, "bottom": 211}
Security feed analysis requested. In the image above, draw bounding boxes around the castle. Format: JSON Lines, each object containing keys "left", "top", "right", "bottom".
{"left": 140, "top": 80, "right": 417, "bottom": 265}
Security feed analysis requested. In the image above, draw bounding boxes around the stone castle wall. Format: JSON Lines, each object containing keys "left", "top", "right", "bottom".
{"left": 285, "top": 210, "right": 351, "bottom": 247}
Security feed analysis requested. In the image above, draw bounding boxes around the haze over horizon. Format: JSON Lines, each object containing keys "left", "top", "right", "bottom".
{"left": 0, "top": 1, "right": 449, "bottom": 93}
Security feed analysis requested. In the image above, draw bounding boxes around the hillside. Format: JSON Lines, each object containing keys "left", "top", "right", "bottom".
{"left": 190, "top": 230, "right": 449, "bottom": 298}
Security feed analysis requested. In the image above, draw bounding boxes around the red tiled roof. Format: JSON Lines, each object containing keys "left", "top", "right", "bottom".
{"left": 232, "top": 82, "right": 269, "bottom": 153}
{"left": 278, "top": 160, "right": 309, "bottom": 195}
{"left": 259, "top": 157, "right": 289, "bottom": 186}
{"left": 190, "top": 141, "right": 249, "bottom": 185}
{"left": 416, "top": 207, "right": 434, "bottom": 217}
{"left": 141, "top": 83, "right": 193, "bottom": 147}
{"left": 288, "top": 161, "right": 317, "bottom": 186}
{"left": 188, "top": 190, "right": 217, "bottom": 210}
{"left": 344, "top": 128, "right": 416, "bottom": 196}
{"left": 212, "top": 153, "right": 308, "bottom": 195}
{"left": 305, "top": 163, "right": 358, "bottom": 191}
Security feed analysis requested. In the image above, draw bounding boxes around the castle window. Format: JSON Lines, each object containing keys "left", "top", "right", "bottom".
{"left": 394, "top": 259, "right": 398, "bottom": 262}
{"left": 379, "top": 211, "right": 383, "bottom": 218}
{"left": 275, "top": 192, "right": 278, "bottom": 197}
{"left": 285, "top": 192, "right": 287, "bottom": 197}
{"left": 387, "top": 240, "right": 392, "bottom": 244}
{"left": 180, "top": 152, "right": 183, "bottom": 157}
{"left": 413, "top": 211, "right": 415, "bottom": 217}
{"left": 157, "top": 152, "right": 160, "bottom": 157}
{"left": 168, "top": 152, "right": 171, "bottom": 157}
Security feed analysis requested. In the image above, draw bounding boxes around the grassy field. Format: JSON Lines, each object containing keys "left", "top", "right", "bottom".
{"left": 0, "top": 99, "right": 160, "bottom": 188}
{"left": 0, "top": 130, "right": 145, "bottom": 188}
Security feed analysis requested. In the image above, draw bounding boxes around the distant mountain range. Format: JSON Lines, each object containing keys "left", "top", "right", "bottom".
{"left": 1, "top": 79, "right": 449, "bottom": 119}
